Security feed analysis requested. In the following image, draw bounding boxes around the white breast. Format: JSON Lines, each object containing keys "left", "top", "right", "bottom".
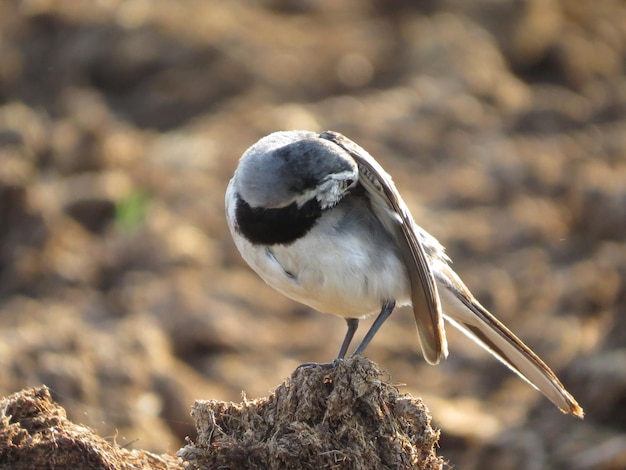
{"left": 226, "top": 180, "right": 411, "bottom": 319}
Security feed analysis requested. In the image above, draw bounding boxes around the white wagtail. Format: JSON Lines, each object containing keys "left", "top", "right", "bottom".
{"left": 225, "top": 130, "right": 583, "bottom": 418}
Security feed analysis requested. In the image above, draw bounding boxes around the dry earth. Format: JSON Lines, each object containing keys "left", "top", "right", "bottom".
{"left": 1, "top": 0, "right": 626, "bottom": 468}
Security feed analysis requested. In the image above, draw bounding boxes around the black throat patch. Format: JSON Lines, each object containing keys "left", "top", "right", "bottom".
{"left": 234, "top": 193, "right": 322, "bottom": 245}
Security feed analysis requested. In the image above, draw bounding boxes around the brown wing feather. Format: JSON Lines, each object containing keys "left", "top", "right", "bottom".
{"left": 320, "top": 131, "right": 448, "bottom": 364}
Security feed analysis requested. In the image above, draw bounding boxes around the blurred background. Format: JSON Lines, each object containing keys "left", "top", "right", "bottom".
{"left": 1, "top": 0, "right": 625, "bottom": 468}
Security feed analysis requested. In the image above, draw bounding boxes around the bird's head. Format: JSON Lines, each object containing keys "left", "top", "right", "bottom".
{"left": 234, "top": 130, "right": 358, "bottom": 210}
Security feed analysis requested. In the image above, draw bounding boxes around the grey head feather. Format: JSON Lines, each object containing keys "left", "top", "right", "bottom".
{"left": 235, "top": 131, "right": 358, "bottom": 209}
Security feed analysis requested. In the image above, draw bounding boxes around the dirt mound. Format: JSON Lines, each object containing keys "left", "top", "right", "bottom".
{"left": 1, "top": 358, "right": 442, "bottom": 469}
{"left": 180, "top": 356, "right": 443, "bottom": 470}
{"left": 0, "top": 386, "right": 182, "bottom": 470}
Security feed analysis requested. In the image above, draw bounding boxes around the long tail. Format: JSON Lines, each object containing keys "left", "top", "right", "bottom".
{"left": 435, "top": 262, "right": 584, "bottom": 418}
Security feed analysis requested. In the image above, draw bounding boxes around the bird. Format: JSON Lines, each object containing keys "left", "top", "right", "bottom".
{"left": 225, "top": 129, "right": 584, "bottom": 418}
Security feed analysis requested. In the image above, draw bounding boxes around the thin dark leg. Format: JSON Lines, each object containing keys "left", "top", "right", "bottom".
{"left": 351, "top": 301, "right": 396, "bottom": 357}
{"left": 296, "top": 317, "right": 360, "bottom": 370}
{"left": 337, "top": 318, "right": 359, "bottom": 359}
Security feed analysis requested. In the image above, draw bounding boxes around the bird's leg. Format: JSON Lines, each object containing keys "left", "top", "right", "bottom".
{"left": 297, "top": 318, "right": 359, "bottom": 370}
{"left": 337, "top": 318, "right": 359, "bottom": 360}
{"left": 351, "top": 301, "right": 396, "bottom": 357}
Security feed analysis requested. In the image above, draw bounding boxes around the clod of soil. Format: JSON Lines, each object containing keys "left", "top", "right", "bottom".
{"left": 179, "top": 356, "right": 444, "bottom": 470}
{"left": 0, "top": 358, "right": 443, "bottom": 469}
{"left": 0, "top": 386, "right": 182, "bottom": 470}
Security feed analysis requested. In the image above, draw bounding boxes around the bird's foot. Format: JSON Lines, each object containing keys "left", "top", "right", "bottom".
{"left": 296, "top": 358, "right": 344, "bottom": 370}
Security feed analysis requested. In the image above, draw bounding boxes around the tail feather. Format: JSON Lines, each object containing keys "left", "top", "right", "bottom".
{"left": 436, "top": 263, "right": 584, "bottom": 418}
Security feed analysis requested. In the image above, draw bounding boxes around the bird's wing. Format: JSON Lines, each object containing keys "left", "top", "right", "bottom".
{"left": 320, "top": 130, "right": 448, "bottom": 364}
{"left": 436, "top": 261, "right": 584, "bottom": 417}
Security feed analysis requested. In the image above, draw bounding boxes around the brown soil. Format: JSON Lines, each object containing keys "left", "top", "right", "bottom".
{"left": 180, "top": 356, "right": 443, "bottom": 470}
{"left": 1, "top": 358, "right": 443, "bottom": 469}
{"left": 0, "top": 386, "right": 182, "bottom": 469}
{"left": 1, "top": 0, "right": 626, "bottom": 469}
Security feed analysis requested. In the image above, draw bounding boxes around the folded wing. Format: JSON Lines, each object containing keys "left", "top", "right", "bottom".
{"left": 320, "top": 131, "right": 448, "bottom": 365}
